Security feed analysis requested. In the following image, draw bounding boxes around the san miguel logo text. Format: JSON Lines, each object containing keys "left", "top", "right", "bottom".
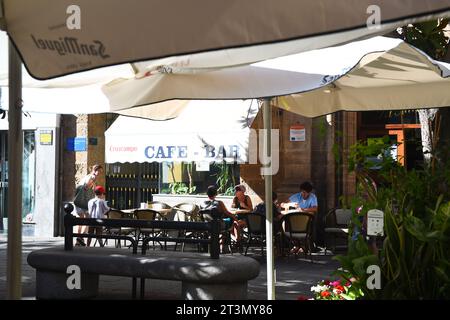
{"left": 30, "top": 35, "right": 110, "bottom": 59}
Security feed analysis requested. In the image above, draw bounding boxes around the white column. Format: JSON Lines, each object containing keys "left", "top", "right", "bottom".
{"left": 263, "top": 98, "right": 275, "bottom": 300}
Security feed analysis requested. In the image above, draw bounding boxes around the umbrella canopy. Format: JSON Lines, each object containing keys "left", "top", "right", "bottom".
{"left": 0, "top": 31, "right": 187, "bottom": 120}
{"left": 103, "top": 36, "right": 450, "bottom": 117}
{"left": 1, "top": 0, "right": 449, "bottom": 79}
{"left": 105, "top": 100, "right": 259, "bottom": 163}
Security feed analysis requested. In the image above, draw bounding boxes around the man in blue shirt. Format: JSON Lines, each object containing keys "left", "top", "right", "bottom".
{"left": 283, "top": 181, "right": 318, "bottom": 215}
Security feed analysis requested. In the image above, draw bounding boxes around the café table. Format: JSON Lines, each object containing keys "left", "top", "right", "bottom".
{"left": 229, "top": 208, "right": 252, "bottom": 215}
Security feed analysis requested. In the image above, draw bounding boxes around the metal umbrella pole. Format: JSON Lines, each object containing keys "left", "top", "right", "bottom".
{"left": 6, "top": 39, "right": 22, "bottom": 300}
{"left": 262, "top": 98, "right": 275, "bottom": 300}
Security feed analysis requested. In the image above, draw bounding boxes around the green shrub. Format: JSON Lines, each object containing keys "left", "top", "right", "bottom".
{"left": 335, "top": 137, "right": 450, "bottom": 299}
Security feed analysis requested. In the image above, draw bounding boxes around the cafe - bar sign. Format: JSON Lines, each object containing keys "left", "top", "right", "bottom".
{"left": 290, "top": 124, "right": 305, "bottom": 142}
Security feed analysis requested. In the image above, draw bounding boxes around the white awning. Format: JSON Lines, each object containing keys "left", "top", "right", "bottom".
{"left": 105, "top": 100, "right": 259, "bottom": 163}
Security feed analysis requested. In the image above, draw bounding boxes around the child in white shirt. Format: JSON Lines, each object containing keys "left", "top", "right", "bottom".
{"left": 87, "top": 185, "right": 110, "bottom": 247}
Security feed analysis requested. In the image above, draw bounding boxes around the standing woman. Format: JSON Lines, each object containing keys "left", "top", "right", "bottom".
{"left": 73, "top": 164, "right": 103, "bottom": 246}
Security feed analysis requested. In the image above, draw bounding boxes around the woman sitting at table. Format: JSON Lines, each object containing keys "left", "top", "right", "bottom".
{"left": 231, "top": 184, "right": 253, "bottom": 211}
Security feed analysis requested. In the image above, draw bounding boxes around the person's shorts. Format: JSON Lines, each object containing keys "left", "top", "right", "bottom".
{"left": 75, "top": 206, "right": 88, "bottom": 217}
{"left": 223, "top": 218, "right": 233, "bottom": 229}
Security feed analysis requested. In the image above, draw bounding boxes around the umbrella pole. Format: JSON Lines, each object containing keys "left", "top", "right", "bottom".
{"left": 262, "top": 98, "right": 275, "bottom": 300}
{"left": 6, "top": 39, "right": 22, "bottom": 300}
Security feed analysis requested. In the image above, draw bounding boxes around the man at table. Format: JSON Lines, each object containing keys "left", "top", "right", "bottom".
{"left": 282, "top": 181, "right": 318, "bottom": 215}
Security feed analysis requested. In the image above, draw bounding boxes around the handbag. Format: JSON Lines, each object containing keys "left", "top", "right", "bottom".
{"left": 73, "top": 184, "right": 94, "bottom": 210}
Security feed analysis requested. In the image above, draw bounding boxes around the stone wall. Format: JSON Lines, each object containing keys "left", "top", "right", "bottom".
{"left": 61, "top": 114, "right": 107, "bottom": 202}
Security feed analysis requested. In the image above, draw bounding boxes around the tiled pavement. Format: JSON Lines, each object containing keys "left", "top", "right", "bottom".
{"left": 0, "top": 235, "right": 341, "bottom": 300}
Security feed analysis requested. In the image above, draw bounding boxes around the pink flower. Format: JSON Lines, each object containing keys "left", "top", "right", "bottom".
{"left": 331, "top": 280, "right": 341, "bottom": 287}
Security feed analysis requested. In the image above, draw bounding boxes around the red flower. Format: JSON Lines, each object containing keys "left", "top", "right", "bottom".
{"left": 336, "top": 285, "right": 345, "bottom": 292}
{"left": 324, "top": 280, "right": 331, "bottom": 286}
{"left": 321, "top": 291, "right": 331, "bottom": 298}
{"left": 345, "top": 282, "right": 351, "bottom": 287}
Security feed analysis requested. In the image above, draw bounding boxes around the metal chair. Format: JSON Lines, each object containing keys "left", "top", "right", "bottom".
{"left": 105, "top": 209, "right": 136, "bottom": 248}
{"left": 323, "top": 208, "right": 352, "bottom": 254}
{"left": 243, "top": 213, "right": 266, "bottom": 256}
{"left": 147, "top": 201, "right": 172, "bottom": 210}
{"left": 172, "top": 203, "right": 200, "bottom": 252}
{"left": 281, "top": 212, "right": 314, "bottom": 261}
{"left": 134, "top": 209, "right": 160, "bottom": 250}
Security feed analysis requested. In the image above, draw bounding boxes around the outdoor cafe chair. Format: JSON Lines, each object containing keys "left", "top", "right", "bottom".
{"left": 147, "top": 201, "right": 172, "bottom": 210}
{"left": 105, "top": 209, "right": 137, "bottom": 248}
{"left": 281, "top": 212, "right": 314, "bottom": 262}
{"left": 243, "top": 212, "right": 266, "bottom": 256}
{"left": 323, "top": 208, "right": 352, "bottom": 254}
{"left": 134, "top": 209, "right": 161, "bottom": 250}
{"left": 172, "top": 203, "right": 200, "bottom": 252}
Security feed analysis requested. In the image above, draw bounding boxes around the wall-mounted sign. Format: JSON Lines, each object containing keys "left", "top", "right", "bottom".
{"left": 67, "top": 137, "right": 87, "bottom": 151}
{"left": 290, "top": 124, "right": 305, "bottom": 141}
{"left": 196, "top": 161, "right": 210, "bottom": 172}
{"left": 367, "top": 209, "right": 384, "bottom": 237}
{"left": 39, "top": 130, "right": 53, "bottom": 145}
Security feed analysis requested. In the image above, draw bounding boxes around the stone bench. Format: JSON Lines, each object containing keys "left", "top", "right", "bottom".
{"left": 27, "top": 246, "right": 260, "bottom": 300}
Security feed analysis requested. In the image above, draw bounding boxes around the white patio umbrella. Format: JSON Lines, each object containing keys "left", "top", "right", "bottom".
{"left": 1, "top": 0, "right": 449, "bottom": 80}
{"left": 103, "top": 36, "right": 450, "bottom": 118}
{"left": 2, "top": 0, "right": 450, "bottom": 300}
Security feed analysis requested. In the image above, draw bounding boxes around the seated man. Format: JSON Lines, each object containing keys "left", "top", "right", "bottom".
{"left": 281, "top": 181, "right": 318, "bottom": 215}
{"left": 201, "top": 185, "right": 243, "bottom": 248}
{"left": 282, "top": 181, "right": 319, "bottom": 254}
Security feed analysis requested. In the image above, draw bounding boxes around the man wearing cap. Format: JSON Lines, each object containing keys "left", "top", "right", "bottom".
{"left": 86, "top": 185, "right": 110, "bottom": 247}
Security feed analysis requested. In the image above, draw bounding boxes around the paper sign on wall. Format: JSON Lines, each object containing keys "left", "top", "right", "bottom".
{"left": 39, "top": 130, "right": 53, "bottom": 145}
{"left": 367, "top": 209, "right": 384, "bottom": 236}
{"left": 196, "top": 161, "right": 210, "bottom": 172}
{"left": 290, "top": 125, "right": 305, "bottom": 141}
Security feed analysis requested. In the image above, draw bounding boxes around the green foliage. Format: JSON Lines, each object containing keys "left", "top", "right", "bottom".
{"left": 212, "top": 162, "right": 236, "bottom": 194}
{"left": 224, "top": 186, "right": 235, "bottom": 196}
{"left": 336, "top": 137, "right": 450, "bottom": 299}
{"left": 399, "top": 18, "right": 449, "bottom": 59}
{"left": 168, "top": 182, "right": 196, "bottom": 195}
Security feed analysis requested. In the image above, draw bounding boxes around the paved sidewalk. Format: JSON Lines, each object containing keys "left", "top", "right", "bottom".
{"left": 0, "top": 235, "right": 340, "bottom": 300}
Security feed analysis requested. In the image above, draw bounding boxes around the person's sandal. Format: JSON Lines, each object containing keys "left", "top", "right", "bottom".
{"left": 76, "top": 238, "right": 86, "bottom": 247}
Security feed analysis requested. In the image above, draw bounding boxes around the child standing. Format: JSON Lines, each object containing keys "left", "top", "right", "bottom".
{"left": 87, "top": 185, "right": 110, "bottom": 247}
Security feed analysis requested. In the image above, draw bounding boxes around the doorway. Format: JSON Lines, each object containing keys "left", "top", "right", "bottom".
{"left": 0, "top": 130, "right": 36, "bottom": 231}
{"left": 0, "top": 131, "right": 7, "bottom": 230}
